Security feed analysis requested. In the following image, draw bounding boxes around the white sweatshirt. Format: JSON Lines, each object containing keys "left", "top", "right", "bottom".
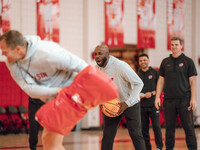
{"left": 6, "top": 36, "right": 88, "bottom": 101}
{"left": 96, "top": 56, "right": 143, "bottom": 107}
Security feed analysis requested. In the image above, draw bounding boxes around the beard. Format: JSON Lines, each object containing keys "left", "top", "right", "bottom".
{"left": 141, "top": 64, "right": 148, "bottom": 70}
{"left": 97, "top": 57, "right": 107, "bottom": 67}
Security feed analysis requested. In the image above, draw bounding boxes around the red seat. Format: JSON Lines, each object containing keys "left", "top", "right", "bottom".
{"left": 0, "top": 106, "right": 10, "bottom": 134}
{"left": 18, "top": 105, "right": 29, "bottom": 133}
{"left": 7, "top": 105, "right": 24, "bottom": 133}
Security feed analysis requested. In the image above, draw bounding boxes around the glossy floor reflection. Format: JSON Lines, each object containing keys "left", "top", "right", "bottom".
{"left": 0, "top": 127, "right": 199, "bottom": 150}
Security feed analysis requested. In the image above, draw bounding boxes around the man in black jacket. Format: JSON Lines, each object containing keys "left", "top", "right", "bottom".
{"left": 138, "top": 53, "right": 163, "bottom": 150}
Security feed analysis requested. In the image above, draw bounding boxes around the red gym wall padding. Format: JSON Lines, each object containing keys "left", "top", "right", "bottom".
{"left": 0, "top": 62, "right": 28, "bottom": 108}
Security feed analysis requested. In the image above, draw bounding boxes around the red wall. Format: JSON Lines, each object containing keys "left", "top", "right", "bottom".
{"left": 0, "top": 62, "right": 28, "bottom": 108}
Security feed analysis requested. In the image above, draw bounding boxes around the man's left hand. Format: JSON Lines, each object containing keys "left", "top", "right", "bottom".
{"left": 117, "top": 102, "right": 128, "bottom": 115}
{"left": 188, "top": 98, "right": 197, "bottom": 111}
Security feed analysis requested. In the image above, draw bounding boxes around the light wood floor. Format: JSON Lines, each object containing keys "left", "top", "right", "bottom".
{"left": 0, "top": 127, "right": 199, "bottom": 150}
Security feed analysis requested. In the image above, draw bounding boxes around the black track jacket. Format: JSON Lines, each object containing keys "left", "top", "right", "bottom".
{"left": 137, "top": 67, "right": 158, "bottom": 107}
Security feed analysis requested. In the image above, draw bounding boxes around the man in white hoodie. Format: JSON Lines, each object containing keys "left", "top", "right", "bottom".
{"left": 94, "top": 44, "right": 146, "bottom": 150}
{"left": 0, "top": 30, "right": 88, "bottom": 150}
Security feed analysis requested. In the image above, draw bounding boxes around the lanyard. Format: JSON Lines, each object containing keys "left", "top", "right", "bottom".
{"left": 16, "top": 57, "right": 32, "bottom": 83}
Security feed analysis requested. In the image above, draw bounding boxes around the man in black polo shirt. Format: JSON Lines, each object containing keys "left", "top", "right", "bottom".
{"left": 155, "top": 36, "right": 197, "bottom": 150}
{"left": 138, "top": 54, "right": 163, "bottom": 150}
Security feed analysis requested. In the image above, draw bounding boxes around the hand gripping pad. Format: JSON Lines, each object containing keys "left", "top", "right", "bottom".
{"left": 35, "top": 65, "right": 118, "bottom": 135}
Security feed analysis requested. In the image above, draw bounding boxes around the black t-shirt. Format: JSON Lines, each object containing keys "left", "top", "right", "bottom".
{"left": 159, "top": 53, "right": 197, "bottom": 100}
{"left": 137, "top": 67, "right": 158, "bottom": 107}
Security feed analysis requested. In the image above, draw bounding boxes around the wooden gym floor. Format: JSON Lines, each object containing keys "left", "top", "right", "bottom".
{"left": 0, "top": 127, "right": 199, "bottom": 150}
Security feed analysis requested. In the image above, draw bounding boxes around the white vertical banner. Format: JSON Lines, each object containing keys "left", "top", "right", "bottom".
{"left": 167, "top": 0, "right": 184, "bottom": 50}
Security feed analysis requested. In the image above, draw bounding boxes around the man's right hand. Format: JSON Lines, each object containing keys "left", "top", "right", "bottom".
{"left": 144, "top": 92, "right": 152, "bottom": 99}
{"left": 57, "top": 88, "right": 62, "bottom": 93}
{"left": 155, "top": 97, "right": 160, "bottom": 110}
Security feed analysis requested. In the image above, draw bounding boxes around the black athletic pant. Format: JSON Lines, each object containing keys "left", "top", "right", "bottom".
{"left": 101, "top": 103, "right": 146, "bottom": 150}
{"left": 28, "top": 97, "right": 45, "bottom": 150}
{"left": 163, "top": 100, "right": 197, "bottom": 150}
{"left": 141, "top": 107, "right": 163, "bottom": 150}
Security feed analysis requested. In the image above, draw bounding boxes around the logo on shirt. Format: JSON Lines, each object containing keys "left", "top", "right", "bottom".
{"left": 179, "top": 63, "right": 184, "bottom": 67}
{"left": 167, "top": 64, "right": 170, "bottom": 67}
{"left": 35, "top": 72, "right": 48, "bottom": 80}
{"left": 148, "top": 75, "right": 152, "bottom": 79}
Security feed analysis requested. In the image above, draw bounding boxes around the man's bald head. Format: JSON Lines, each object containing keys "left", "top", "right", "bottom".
{"left": 95, "top": 44, "right": 109, "bottom": 54}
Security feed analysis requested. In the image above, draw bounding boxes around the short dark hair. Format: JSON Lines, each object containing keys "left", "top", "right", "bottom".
{"left": 170, "top": 36, "right": 183, "bottom": 45}
{"left": 0, "top": 30, "right": 26, "bottom": 49}
{"left": 138, "top": 53, "right": 149, "bottom": 59}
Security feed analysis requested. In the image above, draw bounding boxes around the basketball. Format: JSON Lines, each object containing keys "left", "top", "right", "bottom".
{"left": 101, "top": 99, "right": 121, "bottom": 117}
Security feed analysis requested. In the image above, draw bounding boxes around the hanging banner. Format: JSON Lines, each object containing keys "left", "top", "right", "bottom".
{"left": 137, "top": 0, "right": 156, "bottom": 49}
{"left": 0, "top": 0, "right": 11, "bottom": 36}
{"left": 105, "top": 0, "right": 124, "bottom": 47}
{"left": 167, "top": 0, "right": 184, "bottom": 50}
{"left": 37, "top": 0, "right": 59, "bottom": 43}
{"left": 0, "top": 0, "right": 11, "bottom": 61}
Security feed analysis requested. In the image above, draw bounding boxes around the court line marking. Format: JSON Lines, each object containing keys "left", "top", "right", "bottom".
{"left": 0, "top": 137, "right": 186, "bottom": 149}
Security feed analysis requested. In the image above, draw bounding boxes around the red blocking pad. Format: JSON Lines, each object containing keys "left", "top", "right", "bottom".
{"left": 36, "top": 65, "right": 118, "bottom": 135}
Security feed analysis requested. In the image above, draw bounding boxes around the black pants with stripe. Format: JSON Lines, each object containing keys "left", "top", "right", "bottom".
{"left": 163, "top": 100, "right": 197, "bottom": 150}
{"left": 28, "top": 97, "right": 45, "bottom": 150}
{"left": 101, "top": 102, "right": 146, "bottom": 150}
{"left": 141, "top": 107, "right": 163, "bottom": 150}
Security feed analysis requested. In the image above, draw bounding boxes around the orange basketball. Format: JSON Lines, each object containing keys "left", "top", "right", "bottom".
{"left": 101, "top": 99, "right": 121, "bottom": 117}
